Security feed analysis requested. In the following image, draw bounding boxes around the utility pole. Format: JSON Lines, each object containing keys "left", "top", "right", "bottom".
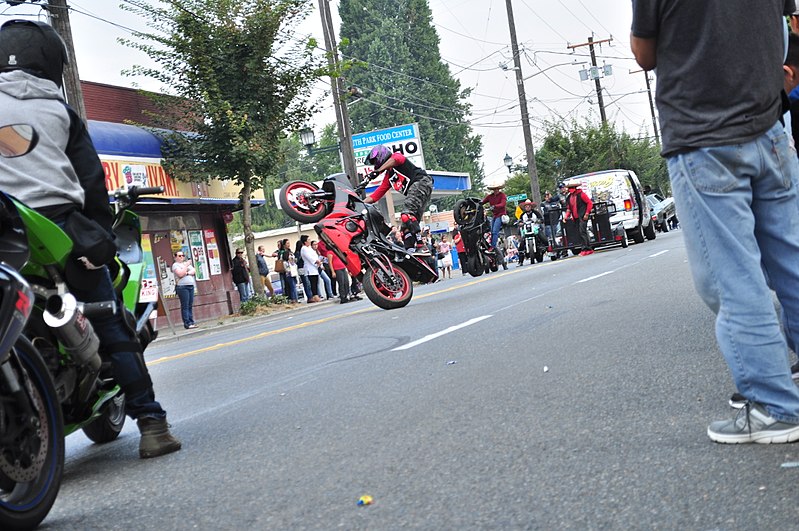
{"left": 318, "top": 0, "right": 358, "bottom": 187}
{"left": 568, "top": 36, "right": 612, "bottom": 125}
{"left": 47, "top": 0, "right": 86, "bottom": 122}
{"left": 504, "top": 0, "right": 541, "bottom": 205}
{"left": 643, "top": 72, "right": 660, "bottom": 145}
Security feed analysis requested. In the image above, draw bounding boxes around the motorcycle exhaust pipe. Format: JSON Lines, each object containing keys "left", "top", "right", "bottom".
{"left": 42, "top": 293, "right": 101, "bottom": 372}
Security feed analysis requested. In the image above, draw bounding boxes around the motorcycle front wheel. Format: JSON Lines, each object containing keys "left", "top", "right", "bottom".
{"left": 363, "top": 265, "right": 413, "bottom": 310}
{"left": 0, "top": 338, "right": 64, "bottom": 531}
{"left": 278, "top": 181, "right": 328, "bottom": 223}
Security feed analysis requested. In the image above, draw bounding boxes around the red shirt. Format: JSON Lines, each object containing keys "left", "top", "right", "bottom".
{"left": 481, "top": 191, "right": 507, "bottom": 217}
{"left": 453, "top": 231, "right": 466, "bottom": 253}
{"left": 566, "top": 189, "right": 594, "bottom": 220}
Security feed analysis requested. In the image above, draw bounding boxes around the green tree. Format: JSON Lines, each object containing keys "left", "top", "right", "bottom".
{"left": 121, "top": 0, "right": 323, "bottom": 294}
{"left": 338, "top": 0, "right": 484, "bottom": 193}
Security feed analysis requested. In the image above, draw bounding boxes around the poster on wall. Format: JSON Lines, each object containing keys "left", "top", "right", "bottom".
{"left": 122, "top": 164, "right": 148, "bottom": 188}
{"left": 204, "top": 229, "right": 222, "bottom": 275}
{"left": 188, "top": 230, "right": 210, "bottom": 281}
{"left": 139, "top": 237, "right": 159, "bottom": 303}
{"left": 157, "top": 255, "right": 176, "bottom": 297}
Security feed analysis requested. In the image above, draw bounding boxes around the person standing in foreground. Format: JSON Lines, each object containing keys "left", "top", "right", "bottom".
{"left": 172, "top": 251, "right": 197, "bottom": 329}
{"left": 631, "top": 0, "right": 799, "bottom": 443}
{"left": 0, "top": 19, "right": 180, "bottom": 457}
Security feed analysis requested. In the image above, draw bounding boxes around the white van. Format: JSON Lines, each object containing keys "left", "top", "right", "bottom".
{"left": 568, "top": 169, "right": 656, "bottom": 244}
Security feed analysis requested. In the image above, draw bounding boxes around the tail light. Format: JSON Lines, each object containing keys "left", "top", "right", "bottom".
{"left": 624, "top": 199, "right": 633, "bottom": 211}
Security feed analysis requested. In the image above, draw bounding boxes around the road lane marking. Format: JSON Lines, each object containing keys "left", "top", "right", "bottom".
{"left": 148, "top": 308, "right": 373, "bottom": 365}
{"left": 649, "top": 250, "right": 670, "bottom": 258}
{"left": 391, "top": 315, "right": 493, "bottom": 351}
{"left": 577, "top": 271, "right": 614, "bottom": 283}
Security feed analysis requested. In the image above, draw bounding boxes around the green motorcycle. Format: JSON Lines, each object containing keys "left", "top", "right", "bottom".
{"left": 0, "top": 122, "right": 163, "bottom": 529}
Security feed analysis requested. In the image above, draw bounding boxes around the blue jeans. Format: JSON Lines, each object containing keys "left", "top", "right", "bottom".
{"left": 299, "top": 273, "right": 312, "bottom": 301}
{"left": 236, "top": 282, "right": 251, "bottom": 303}
{"left": 319, "top": 268, "right": 333, "bottom": 298}
{"left": 175, "top": 285, "right": 195, "bottom": 328}
{"left": 490, "top": 216, "right": 503, "bottom": 249}
{"left": 279, "top": 272, "right": 297, "bottom": 301}
{"left": 70, "top": 268, "right": 165, "bottom": 420}
{"left": 667, "top": 121, "right": 799, "bottom": 422}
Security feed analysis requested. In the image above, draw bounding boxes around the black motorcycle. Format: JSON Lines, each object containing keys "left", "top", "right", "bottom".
{"left": 453, "top": 197, "right": 502, "bottom": 277}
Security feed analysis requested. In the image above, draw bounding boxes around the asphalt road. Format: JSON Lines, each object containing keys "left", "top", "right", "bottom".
{"left": 44, "top": 230, "right": 799, "bottom": 530}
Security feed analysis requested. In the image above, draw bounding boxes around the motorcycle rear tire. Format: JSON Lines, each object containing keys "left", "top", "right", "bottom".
{"left": 82, "top": 391, "right": 126, "bottom": 444}
{"left": 468, "top": 254, "right": 484, "bottom": 277}
{"left": 0, "top": 338, "right": 64, "bottom": 531}
{"left": 363, "top": 265, "right": 413, "bottom": 310}
{"left": 278, "top": 180, "right": 328, "bottom": 224}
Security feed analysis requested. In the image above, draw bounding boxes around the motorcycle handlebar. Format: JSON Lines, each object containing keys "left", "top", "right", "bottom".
{"left": 79, "top": 300, "right": 117, "bottom": 318}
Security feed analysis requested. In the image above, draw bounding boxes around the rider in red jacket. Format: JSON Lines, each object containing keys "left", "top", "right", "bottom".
{"left": 363, "top": 145, "right": 434, "bottom": 252}
{"left": 563, "top": 180, "right": 594, "bottom": 256}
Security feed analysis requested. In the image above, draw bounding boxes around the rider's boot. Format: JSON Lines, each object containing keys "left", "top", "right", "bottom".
{"left": 138, "top": 416, "right": 182, "bottom": 458}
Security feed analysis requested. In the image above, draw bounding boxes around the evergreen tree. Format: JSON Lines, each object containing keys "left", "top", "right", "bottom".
{"left": 338, "top": 0, "right": 483, "bottom": 190}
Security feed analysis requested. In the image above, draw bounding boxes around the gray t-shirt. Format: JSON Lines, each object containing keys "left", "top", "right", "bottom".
{"left": 631, "top": 0, "right": 794, "bottom": 156}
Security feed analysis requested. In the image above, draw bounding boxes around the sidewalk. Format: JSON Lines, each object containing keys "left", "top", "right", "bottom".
{"left": 152, "top": 296, "right": 342, "bottom": 346}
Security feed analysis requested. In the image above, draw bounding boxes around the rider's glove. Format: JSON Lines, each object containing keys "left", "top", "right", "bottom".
{"left": 368, "top": 170, "right": 380, "bottom": 180}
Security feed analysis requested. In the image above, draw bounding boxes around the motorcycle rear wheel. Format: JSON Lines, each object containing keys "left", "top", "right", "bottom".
{"left": 82, "top": 391, "right": 126, "bottom": 444}
{"left": 468, "top": 254, "right": 484, "bottom": 277}
{"left": 363, "top": 265, "right": 413, "bottom": 310}
{"left": 278, "top": 181, "right": 328, "bottom": 223}
{"left": 0, "top": 338, "right": 64, "bottom": 531}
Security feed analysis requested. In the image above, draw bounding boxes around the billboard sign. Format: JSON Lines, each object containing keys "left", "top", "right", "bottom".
{"left": 352, "top": 123, "right": 425, "bottom": 183}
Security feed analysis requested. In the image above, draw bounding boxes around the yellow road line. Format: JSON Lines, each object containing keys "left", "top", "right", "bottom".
{"left": 149, "top": 265, "right": 539, "bottom": 365}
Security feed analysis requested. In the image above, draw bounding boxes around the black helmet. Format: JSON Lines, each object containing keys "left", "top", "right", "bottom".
{"left": 0, "top": 20, "right": 68, "bottom": 88}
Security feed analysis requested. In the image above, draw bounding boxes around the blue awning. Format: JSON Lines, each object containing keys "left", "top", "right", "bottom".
{"left": 88, "top": 120, "right": 164, "bottom": 158}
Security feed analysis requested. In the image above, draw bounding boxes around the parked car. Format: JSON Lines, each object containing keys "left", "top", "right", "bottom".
{"left": 646, "top": 193, "right": 678, "bottom": 232}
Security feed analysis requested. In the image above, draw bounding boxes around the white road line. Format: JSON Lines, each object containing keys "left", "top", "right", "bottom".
{"left": 649, "top": 250, "right": 670, "bottom": 258}
{"left": 577, "top": 271, "right": 614, "bottom": 283}
{"left": 392, "top": 315, "right": 493, "bottom": 351}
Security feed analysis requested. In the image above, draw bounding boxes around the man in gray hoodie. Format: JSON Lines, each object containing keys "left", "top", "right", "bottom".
{"left": 0, "top": 20, "right": 180, "bottom": 458}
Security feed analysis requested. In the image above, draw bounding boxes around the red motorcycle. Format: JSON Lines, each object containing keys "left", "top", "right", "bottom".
{"left": 278, "top": 173, "right": 438, "bottom": 309}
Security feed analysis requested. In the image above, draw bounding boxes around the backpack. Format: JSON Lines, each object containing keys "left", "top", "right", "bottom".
{"left": 294, "top": 249, "right": 304, "bottom": 268}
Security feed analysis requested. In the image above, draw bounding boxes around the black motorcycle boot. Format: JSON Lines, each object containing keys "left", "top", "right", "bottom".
{"left": 137, "top": 417, "right": 182, "bottom": 458}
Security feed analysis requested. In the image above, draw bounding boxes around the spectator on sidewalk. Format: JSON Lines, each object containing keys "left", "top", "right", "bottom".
{"left": 172, "top": 250, "right": 197, "bottom": 329}
{"left": 312, "top": 241, "right": 334, "bottom": 299}
{"left": 300, "top": 237, "right": 322, "bottom": 303}
{"left": 256, "top": 245, "right": 275, "bottom": 298}
{"left": 316, "top": 239, "right": 337, "bottom": 297}
{"left": 275, "top": 239, "right": 297, "bottom": 302}
{"left": 231, "top": 249, "right": 251, "bottom": 307}
{"left": 294, "top": 237, "right": 313, "bottom": 303}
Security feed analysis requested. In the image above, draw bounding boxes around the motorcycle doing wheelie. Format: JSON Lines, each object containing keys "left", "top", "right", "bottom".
{"left": 0, "top": 121, "right": 163, "bottom": 528}
{"left": 279, "top": 173, "right": 438, "bottom": 310}
{"left": 453, "top": 197, "right": 502, "bottom": 277}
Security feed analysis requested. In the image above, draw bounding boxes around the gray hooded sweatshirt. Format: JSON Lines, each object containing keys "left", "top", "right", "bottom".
{"left": 0, "top": 70, "right": 111, "bottom": 230}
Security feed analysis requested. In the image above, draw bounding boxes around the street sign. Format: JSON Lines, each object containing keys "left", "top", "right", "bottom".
{"left": 507, "top": 194, "right": 527, "bottom": 202}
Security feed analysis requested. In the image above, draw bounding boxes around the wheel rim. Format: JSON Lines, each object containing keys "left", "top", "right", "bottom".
{"left": 370, "top": 268, "right": 410, "bottom": 300}
{"left": 0, "top": 368, "right": 48, "bottom": 484}
{"left": 285, "top": 182, "right": 324, "bottom": 218}
{"left": 106, "top": 393, "right": 126, "bottom": 427}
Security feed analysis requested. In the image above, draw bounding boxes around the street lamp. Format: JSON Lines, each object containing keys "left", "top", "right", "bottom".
{"left": 503, "top": 153, "right": 513, "bottom": 173}
{"left": 300, "top": 126, "right": 340, "bottom": 156}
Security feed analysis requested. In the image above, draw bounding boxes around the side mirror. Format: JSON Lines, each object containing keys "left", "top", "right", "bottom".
{"left": 0, "top": 124, "right": 38, "bottom": 158}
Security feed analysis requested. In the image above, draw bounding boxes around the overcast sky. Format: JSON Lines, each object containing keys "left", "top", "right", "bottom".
{"left": 0, "top": 1, "right": 649, "bottom": 183}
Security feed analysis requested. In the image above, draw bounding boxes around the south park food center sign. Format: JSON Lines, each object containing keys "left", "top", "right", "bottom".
{"left": 353, "top": 123, "right": 470, "bottom": 202}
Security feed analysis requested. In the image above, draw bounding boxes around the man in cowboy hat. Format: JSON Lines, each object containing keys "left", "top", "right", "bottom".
{"left": 563, "top": 180, "right": 594, "bottom": 256}
{"left": 481, "top": 181, "right": 507, "bottom": 250}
